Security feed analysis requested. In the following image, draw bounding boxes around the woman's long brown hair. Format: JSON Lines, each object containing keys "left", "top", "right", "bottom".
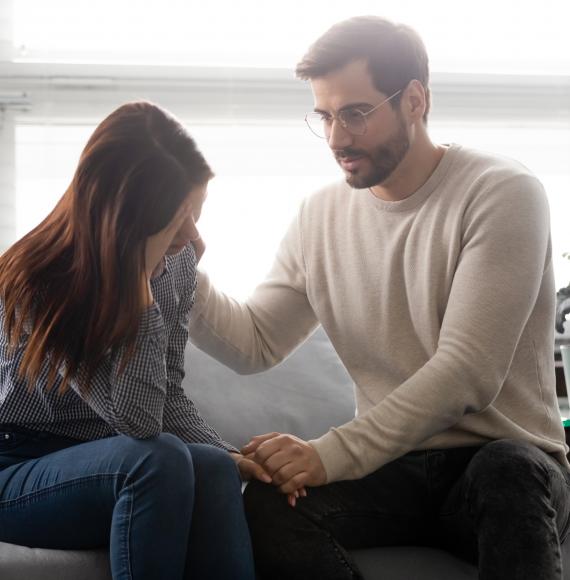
{"left": 0, "top": 101, "right": 213, "bottom": 394}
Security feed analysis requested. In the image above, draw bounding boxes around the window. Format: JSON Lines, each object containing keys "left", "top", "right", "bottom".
{"left": 15, "top": 122, "right": 334, "bottom": 299}
{"left": 12, "top": 0, "right": 570, "bottom": 75}
{"left": 3, "top": 0, "right": 570, "bottom": 299}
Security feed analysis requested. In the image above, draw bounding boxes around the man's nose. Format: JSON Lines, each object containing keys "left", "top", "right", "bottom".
{"left": 327, "top": 119, "right": 354, "bottom": 150}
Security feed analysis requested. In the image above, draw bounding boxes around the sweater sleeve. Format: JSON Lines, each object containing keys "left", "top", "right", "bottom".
{"left": 189, "top": 202, "right": 319, "bottom": 373}
{"left": 310, "top": 174, "right": 554, "bottom": 481}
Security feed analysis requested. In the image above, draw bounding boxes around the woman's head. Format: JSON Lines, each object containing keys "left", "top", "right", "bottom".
{"left": 72, "top": 101, "right": 213, "bottom": 268}
{"left": 0, "top": 101, "right": 212, "bottom": 393}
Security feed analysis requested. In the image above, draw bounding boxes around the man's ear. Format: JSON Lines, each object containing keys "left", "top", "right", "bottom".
{"left": 402, "top": 79, "right": 428, "bottom": 122}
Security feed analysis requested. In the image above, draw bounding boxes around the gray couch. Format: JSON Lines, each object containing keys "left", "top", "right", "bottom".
{"left": 1, "top": 328, "right": 569, "bottom": 579}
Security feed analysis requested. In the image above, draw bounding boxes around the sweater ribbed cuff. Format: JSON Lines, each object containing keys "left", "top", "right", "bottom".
{"left": 309, "top": 429, "right": 355, "bottom": 484}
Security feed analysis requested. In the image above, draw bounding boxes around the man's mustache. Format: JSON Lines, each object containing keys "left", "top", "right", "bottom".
{"left": 334, "top": 148, "right": 368, "bottom": 160}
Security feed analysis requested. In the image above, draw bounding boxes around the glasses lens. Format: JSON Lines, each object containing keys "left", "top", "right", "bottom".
{"left": 339, "top": 109, "right": 367, "bottom": 136}
{"left": 305, "top": 112, "right": 327, "bottom": 139}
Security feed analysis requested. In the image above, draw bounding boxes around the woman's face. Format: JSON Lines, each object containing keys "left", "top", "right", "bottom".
{"left": 165, "top": 183, "right": 208, "bottom": 255}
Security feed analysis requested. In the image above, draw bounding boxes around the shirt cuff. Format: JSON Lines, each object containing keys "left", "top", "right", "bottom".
{"left": 189, "top": 269, "right": 210, "bottom": 323}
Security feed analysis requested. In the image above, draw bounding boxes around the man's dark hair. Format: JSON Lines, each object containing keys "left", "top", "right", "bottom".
{"left": 296, "top": 16, "right": 430, "bottom": 121}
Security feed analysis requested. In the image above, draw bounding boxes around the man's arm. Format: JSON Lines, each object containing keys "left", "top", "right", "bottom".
{"left": 311, "top": 174, "right": 554, "bottom": 481}
{"left": 246, "top": 174, "right": 556, "bottom": 487}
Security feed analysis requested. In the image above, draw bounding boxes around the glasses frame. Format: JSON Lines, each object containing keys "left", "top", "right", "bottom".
{"left": 304, "top": 89, "right": 403, "bottom": 139}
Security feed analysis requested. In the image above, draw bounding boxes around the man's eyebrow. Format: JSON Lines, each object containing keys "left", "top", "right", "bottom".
{"left": 313, "top": 102, "right": 373, "bottom": 114}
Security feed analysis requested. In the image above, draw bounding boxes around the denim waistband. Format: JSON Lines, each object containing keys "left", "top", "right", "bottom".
{"left": 0, "top": 424, "right": 73, "bottom": 440}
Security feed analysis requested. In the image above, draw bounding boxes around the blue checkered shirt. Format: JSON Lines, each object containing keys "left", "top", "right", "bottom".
{"left": 0, "top": 243, "right": 235, "bottom": 452}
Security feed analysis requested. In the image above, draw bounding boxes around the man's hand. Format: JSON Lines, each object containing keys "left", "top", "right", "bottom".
{"left": 241, "top": 432, "right": 327, "bottom": 494}
{"left": 229, "top": 452, "right": 271, "bottom": 484}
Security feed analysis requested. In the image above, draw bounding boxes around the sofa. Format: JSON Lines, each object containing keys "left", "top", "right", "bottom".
{"left": 1, "top": 327, "right": 569, "bottom": 579}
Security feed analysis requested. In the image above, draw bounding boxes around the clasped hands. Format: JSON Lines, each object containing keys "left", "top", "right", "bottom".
{"left": 230, "top": 433, "right": 327, "bottom": 506}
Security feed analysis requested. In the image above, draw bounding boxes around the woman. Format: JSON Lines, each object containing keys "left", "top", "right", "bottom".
{"left": 0, "top": 102, "right": 261, "bottom": 580}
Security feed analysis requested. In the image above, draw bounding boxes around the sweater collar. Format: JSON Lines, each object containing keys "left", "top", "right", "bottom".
{"left": 363, "top": 143, "right": 460, "bottom": 213}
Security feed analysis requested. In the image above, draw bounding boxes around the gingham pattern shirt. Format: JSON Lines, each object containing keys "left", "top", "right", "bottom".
{"left": 0, "top": 243, "right": 235, "bottom": 452}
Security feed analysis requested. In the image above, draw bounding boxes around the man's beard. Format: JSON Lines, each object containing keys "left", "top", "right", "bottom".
{"left": 336, "top": 118, "right": 410, "bottom": 189}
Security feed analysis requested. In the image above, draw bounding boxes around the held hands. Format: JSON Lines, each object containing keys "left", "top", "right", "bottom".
{"left": 229, "top": 450, "right": 306, "bottom": 507}
{"left": 229, "top": 452, "right": 272, "bottom": 484}
{"left": 240, "top": 433, "right": 327, "bottom": 501}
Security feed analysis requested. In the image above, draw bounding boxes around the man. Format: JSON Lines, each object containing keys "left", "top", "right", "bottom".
{"left": 189, "top": 15, "right": 570, "bottom": 580}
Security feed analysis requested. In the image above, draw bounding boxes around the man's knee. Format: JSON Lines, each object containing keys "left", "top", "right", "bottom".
{"left": 244, "top": 480, "right": 285, "bottom": 519}
{"left": 469, "top": 440, "right": 549, "bottom": 479}
{"left": 243, "top": 479, "right": 303, "bottom": 541}
{"left": 465, "top": 439, "right": 557, "bottom": 511}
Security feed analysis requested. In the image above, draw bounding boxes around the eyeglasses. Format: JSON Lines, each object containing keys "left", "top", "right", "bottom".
{"left": 304, "top": 89, "right": 402, "bottom": 139}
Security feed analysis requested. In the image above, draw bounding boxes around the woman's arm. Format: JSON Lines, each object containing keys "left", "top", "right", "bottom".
{"left": 162, "top": 291, "right": 237, "bottom": 452}
{"left": 69, "top": 303, "right": 169, "bottom": 438}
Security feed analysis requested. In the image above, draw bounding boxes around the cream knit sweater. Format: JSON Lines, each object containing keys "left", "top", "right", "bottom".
{"left": 190, "top": 144, "right": 568, "bottom": 482}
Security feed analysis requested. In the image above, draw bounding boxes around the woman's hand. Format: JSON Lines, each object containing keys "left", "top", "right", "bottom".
{"left": 229, "top": 452, "right": 272, "bottom": 484}
{"left": 142, "top": 200, "right": 193, "bottom": 306}
{"left": 145, "top": 201, "right": 192, "bottom": 277}
{"left": 230, "top": 452, "right": 307, "bottom": 507}
{"left": 230, "top": 451, "right": 308, "bottom": 508}
{"left": 241, "top": 433, "right": 319, "bottom": 505}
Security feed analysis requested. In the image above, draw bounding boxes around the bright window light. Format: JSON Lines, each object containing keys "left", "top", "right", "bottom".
{"left": 13, "top": 0, "right": 570, "bottom": 74}
{"left": 15, "top": 122, "right": 337, "bottom": 300}
{"left": 10, "top": 0, "right": 570, "bottom": 299}
{"left": 16, "top": 120, "right": 570, "bottom": 298}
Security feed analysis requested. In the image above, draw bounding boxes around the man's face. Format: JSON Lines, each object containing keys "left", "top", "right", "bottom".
{"left": 310, "top": 59, "right": 409, "bottom": 189}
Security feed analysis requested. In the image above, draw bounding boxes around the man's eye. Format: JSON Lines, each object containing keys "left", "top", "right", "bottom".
{"left": 340, "top": 109, "right": 364, "bottom": 123}
{"left": 318, "top": 113, "right": 332, "bottom": 123}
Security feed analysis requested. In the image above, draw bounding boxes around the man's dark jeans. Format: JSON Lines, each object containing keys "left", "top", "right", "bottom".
{"left": 244, "top": 439, "right": 570, "bottom": 580}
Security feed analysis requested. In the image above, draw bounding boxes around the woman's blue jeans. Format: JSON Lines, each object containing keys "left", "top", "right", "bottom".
{"left": 0, "top": 429, "right": 255, "bottom": 580}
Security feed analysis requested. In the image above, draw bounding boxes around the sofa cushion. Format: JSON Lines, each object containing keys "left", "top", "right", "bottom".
{"left": 2, "top": 329, "right": 569, "bottom": 579}
{"left": 351, "top": 546, "right": 477, "bottom": 580}
{"left": 0, "top": 541, "right": 111, "bottom": 580}
{"left": 3, "top": 541, "right": 570, "bottom": 580}
{"left": 186, "top": 327, "right": 355, "bottom": 447}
